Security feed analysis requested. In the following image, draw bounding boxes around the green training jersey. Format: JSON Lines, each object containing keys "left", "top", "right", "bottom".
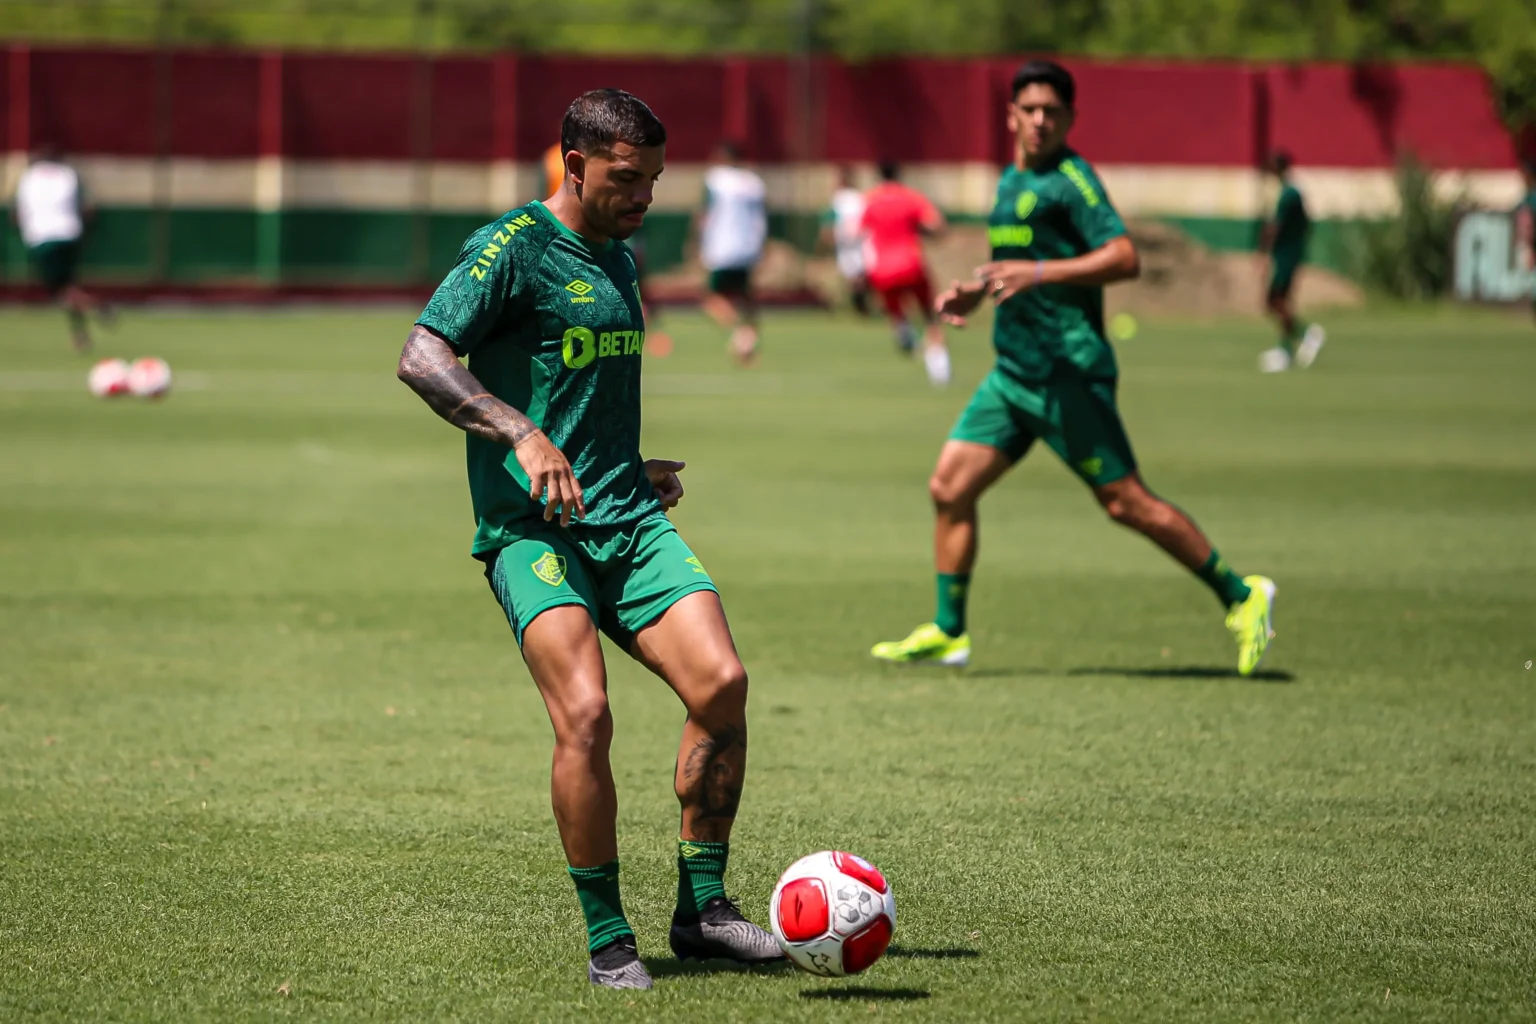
{"left": 416, "top": 200, "right": 657, "bottom": 556}
{"left": 986, "top": 148, "right": 1127, "bottom": 381}
{"left": 1272, "top": 182, "right": 1310, "bottom": 260}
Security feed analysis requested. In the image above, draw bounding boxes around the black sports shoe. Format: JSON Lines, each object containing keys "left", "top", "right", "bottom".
{"left": 669, "top": 896, "right": 785, "bottom": 964}
{"left": 588, "top": 936, "right": 653, "bottom": 990}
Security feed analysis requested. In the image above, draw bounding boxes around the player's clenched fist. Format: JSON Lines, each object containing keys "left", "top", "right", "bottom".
{"left": 644, "top": 459, "right": 686, "bottom": 509}
{"left": 516, "top": 430, "right": 585, "bottom": 526}
{"left": 934, "top": 279, "right": 988, "bottom": 327}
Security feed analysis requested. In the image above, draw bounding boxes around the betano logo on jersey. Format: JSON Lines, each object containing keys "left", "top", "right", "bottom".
{"left": 562, "top": 326, "right": 646, "bottom": 369}
{"left": 989, "top": 189, "right": 1037, "bottom": 250}
{"left": 565, "top": 279, "right": 596, "bottom": 303}
{"left": 469, "top": 212, "right": 538, "bottom": 281}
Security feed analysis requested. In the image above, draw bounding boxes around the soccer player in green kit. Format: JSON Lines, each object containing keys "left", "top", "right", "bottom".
{"left": 871, "top": 61, "right": 1277, "bottom": 676}
{"left": 1259, "top": 151, "right": 1326, "bottom": 372}
{"left": 397, "top": 89, "right": 781, "bottom": 991}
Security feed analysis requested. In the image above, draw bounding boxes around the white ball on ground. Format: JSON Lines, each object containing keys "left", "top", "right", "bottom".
{"left": 126, "top": 357, "right": 173, "bottom": 399}
{"left": 87, "top": 358, "right": 131, "bottom": 398}
{"left": 769, "top": 850, "right": 896, "bottom": 977}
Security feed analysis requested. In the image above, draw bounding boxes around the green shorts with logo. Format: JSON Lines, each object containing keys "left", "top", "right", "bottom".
{"left": 481, "top": 511, "right": 718, "bottom": 649}
{"left": 949, "top": 368, "right": 1137, "bottom": 486}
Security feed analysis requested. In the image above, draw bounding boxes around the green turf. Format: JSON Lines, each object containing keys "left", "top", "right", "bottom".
{"left": 2, "top": 303, "right": 1534, "bottom": 1021}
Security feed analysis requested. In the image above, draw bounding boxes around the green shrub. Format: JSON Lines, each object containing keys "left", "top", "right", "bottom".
{"left": 1344, "top": 153, "right": 1469, "bottom": 300}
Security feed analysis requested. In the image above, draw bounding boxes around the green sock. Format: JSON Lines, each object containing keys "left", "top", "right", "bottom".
{"left": 676, "top": 839, "right": 728, "bottom": 918}
{"left": 934, "top": 572, "right": 970, "bottom": 637}
{"left": 1281, "top": 321, "right": 1305, "bottom": 356}
{"left": 568, "top": 860, "right": 633, "bottom": 953}
{"left": 1197, "top": 550, "right": 1251, "bottom": 608}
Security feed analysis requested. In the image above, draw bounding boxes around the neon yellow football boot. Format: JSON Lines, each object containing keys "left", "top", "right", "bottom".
{"left": 1225, "top": 575, "right": 1277, "bottom": 676}
{"left": 870, "top": 623, "right": 971, "bottom": 666}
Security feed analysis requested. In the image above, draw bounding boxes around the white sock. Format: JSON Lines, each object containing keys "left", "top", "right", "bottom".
{"left": 923, "top": 345, "right": 951, "bottom": 386}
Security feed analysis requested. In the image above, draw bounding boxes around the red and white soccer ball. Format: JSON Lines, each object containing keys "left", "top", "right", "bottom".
{"left": 770, "top": 850, "right": 896, "bottom": 977}
{"left": 87, "top": 358, "right": 131, "bottom": 398}
{"left": 126, "top": 357, "right": 173, "bottom": 399}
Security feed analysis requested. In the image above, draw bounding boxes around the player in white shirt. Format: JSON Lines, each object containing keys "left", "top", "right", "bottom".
{"left": 818, "top": 165, "right": 870, "bottom": 315}
{"left": 695, "top": 141, "right": 767, "bottom": 364}
{"left": 10, "top": 148, "right": 107, "bottom": 351}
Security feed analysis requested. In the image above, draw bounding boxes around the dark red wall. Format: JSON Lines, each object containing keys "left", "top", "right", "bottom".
{"left": 1, "top": 44, "right": 1521, "bottom": 169}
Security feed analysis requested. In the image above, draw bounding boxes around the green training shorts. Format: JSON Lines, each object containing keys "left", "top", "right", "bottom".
{"left": 707, "top": 266, "right": 753, "bottom": 296}
{"left": 949, "top": 368, "right": 1137, "bottom": 486}
{"left": 29, "top": 240, "right": 80, "bottom": 294}
{"left": 482, "top": 511, "right": 718, "bottom": 649}
{"left": 1267, "top": 252, "right": 1302, "bottom": 300}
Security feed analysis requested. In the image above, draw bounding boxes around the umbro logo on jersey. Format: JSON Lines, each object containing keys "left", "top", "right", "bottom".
{"left": 565, "top": 279, "right": 596, "bottom": 304}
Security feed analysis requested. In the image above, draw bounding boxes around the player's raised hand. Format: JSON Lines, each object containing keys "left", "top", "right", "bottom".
{"left": 644, "top": 459, "right": 686, "bottom": 509}
{"left": 934, "top": 279, "right": 988, "bottom": 326}
{"left": 516, "top": 431, "right": 585, "bottom": 526}
{"left": 976, "top": 260, "right": 1043, "bottom": 303}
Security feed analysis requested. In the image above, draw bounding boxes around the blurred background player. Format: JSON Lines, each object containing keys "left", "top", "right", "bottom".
{"left": 1516, "top": 158, "right": 1535, "bottom": 323}
{"left": 695, "top": 140, "right": 766, "bottom": 364}
{"left": 1258, "top": 151, "right": 1325, "bottom": 372}
{"left": 860, "top": 160, "right": 950, "bottom": 385}
{"left": 871, "top": 60, "right": 1276, "bottom": 677}
{"left": 10, "top": 146, "right": 109, "bottom": 352}
{"left": 819, "top": 164, "right": 869, "bottom": 315}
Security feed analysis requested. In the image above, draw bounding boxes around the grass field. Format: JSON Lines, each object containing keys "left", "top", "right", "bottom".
{"left": 2, "top": 303, "right": 1534, "bottom": 1022}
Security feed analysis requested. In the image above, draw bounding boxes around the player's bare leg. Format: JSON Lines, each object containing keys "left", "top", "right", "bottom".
{"left": 1094, "top": 472, "right": 1276, "bottom": 674}
{"left": 872, "top": 441, "right": 1011, "bottom": 665}
{"left": 920, "top": 306, "right": 950, "bottom": 386}
{"left": 630, "top": 590, "right": 782, "bottom": 964}
{"left": 729, "top": 293, "right": 760, "bottom": 365}
{"left": 931, "top": 441, "right": 1013, "bottom": 576}
{"left": 1092, "top": 472, "right": 1215, "bottom": 571}
{"left": 521, "top": 605, "right": 650, "bottom": 989}
{"left": 701, "top": 291, "right": 738, "bottom": 332}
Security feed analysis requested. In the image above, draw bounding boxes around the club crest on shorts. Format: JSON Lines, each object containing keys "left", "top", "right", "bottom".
{"left": 1078, "top": 457, "right": 1104, "bottom": 478}
{"left": 531, "top": 552, "right": 568, "bottom": 587}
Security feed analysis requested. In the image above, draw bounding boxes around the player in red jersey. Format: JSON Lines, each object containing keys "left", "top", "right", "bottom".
{"left": 860, "top": 161, "right": 950, "bottom": 385}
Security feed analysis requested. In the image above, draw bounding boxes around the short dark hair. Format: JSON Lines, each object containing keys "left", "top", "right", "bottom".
{"left": 877, "top": 160, "right": 900, "bottom": 181}
{"left": 717, "top": 139, "right": 743, "bottom": 161}
{"left": 1011, "top": 60, "right": 1075, "bottom": 108}
{"left": 560, "top": 89, "right": 666, "bottom": 158}
{"left": 1271, "top": 150, "right": 1293, "bottom": 174}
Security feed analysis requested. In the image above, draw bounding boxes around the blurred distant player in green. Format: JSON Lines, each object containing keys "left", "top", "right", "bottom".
{"left": 1516, "top": 158, "right": 1535, "bottom": 321}
{"left": 871, "top": 61, "right": 1276, "bottom": 677}
{"left": 1258, "top": 151, "right": 1325, "bottom": 372}
{"left": 398, "top": 90, "right": 781, "bottom": 991}
{"left": 10, "top": 146, "right": 110, "bottom": 351}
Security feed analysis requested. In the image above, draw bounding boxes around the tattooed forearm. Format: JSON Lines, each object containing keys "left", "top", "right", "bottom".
{"left": 397, "top": 324, "right": 540, "bottom": 447}
{"left": 681, "top": 725, "right": 746, "bottom": 824}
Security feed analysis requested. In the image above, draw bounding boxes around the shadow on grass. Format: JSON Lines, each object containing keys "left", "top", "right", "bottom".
{"left": 886, "top": 945, "right": 980, "bottom": 959}
{"left": 644, "top": 957, "right": 794, "bottom": 979}
{"left": 801, "top": 986, "right": 932, "bottom": 1001}
{"left": 1068, "top": 665, "right": 1296, "bottom": 682}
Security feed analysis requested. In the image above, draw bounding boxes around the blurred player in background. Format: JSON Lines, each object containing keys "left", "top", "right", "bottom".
{"left": 871, "top": 60, "right": 1276, "bottom": 677}
{"left": 10, "top": 146, "right": 109, "bottom": 352}
{"left": 696, "top": 140, "right": 767, "bottom": 364}
{"left": 819, "top": 164, "right": 869, "bottom": 315}
{"left": 861, "top": 161, "right": 950, "bottom": 384}
{"left": 1258, "top": 151, "right": 1325, "bottom": 372}
{"left": 1517, "top": 158, "right": 1535, "bottom": 322}
{"left": 401, "top": 90, "right": 781, "bottom": 991}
